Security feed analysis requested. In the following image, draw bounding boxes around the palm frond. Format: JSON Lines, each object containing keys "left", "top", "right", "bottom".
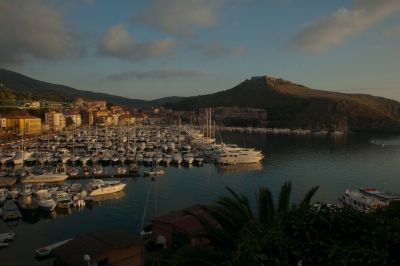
{"left": 277, "top": 181, "right": 292, "bottom": 213}
{"left": 257, "top": 187, "right": 275, "bottom": 227}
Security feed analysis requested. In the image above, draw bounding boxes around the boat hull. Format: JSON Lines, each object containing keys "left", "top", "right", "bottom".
{"left": 89, "top": 183, "right": 126, "bottom": 196}
{"left": 21, "top": 174, "right": 68, "bottom": 184}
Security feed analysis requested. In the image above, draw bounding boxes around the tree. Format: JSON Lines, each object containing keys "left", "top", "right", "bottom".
{"left": 187, "top": 182, "right": 319, "bottom": 265}
{"left": 66, "top": 116, "right": 74, "bottom": 127}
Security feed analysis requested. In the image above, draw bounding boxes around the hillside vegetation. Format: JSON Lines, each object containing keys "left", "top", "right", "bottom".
{"left": 169, "top": 76, "right": 400, "bottom": 132}
{"left": 0, "top": 69, "right": 149, "bottom": 107}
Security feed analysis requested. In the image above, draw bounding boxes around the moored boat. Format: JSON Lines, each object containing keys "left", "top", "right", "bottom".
{"left": 86, "top": 179, "right": 127, "bottom": 196}
{"left": 35, "top": 238, "right": 72, "bottom": 258}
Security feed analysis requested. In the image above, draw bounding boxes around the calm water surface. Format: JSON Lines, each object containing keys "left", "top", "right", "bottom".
{"left": 2, "top": 132, "right": 400, "bottom": 265}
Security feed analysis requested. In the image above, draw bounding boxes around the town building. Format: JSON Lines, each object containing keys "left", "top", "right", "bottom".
{"left": 53, "top": 231, "right": 144, "bottom": 266}
{"left": 5, "top": 116, "right": 42, "bottom": 135}
{"left": 0, "top": 117, "right": 6, "bottom": 129}
{"left": 45, "top": 111, "right": 66, "bottom": 131}
{"left": 23, "top": 101, "right": 41, "bottom": 109}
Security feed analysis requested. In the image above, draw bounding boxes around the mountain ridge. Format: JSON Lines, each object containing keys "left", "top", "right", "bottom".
{"left": 168, "top": 76, "right": 400, "bottom": 133}
{"left": 0, "top": 69, "right": 183, "bottom": 107}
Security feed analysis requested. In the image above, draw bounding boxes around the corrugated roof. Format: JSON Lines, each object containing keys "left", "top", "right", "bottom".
{"left": 53, "top": 230, "right": 142, "bottom": 266}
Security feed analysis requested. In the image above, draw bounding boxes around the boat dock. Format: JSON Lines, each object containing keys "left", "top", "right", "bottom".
{"left": 0, "top": 177, "right": 17, "bottom": 188}
{"left": 67, "top": 173, "right": 140, "bottom": 180}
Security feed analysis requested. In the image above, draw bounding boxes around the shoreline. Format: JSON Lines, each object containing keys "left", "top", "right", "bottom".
{"left": 218, "top": 126, "right": 346, "bottom": 136}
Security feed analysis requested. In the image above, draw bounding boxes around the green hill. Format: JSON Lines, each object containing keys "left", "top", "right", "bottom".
{"left": 0, "top": 69, "right": 149, "bottom": 107}
{"left": 169, "top": 76, "right": 400, "bottom": 133}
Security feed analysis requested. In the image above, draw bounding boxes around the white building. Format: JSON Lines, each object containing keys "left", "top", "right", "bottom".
{"left": 0, "top": 117, "right": 6, "bottom": 129}
{"left": 45, "top": 111, "right": 66, "bottom": 131}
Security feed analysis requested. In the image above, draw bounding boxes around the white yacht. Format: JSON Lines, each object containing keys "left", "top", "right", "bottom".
{"left": 36, "top": 190, "right": 57, "bottom": 212}
{"left": 217, "top": 144, "right": 264, "bottom": 164}
{"left": 86, "top": 179, "right": 127, "bottom": 196}
{"left": 22, "top": 165, "right": 68, "bottom": 184}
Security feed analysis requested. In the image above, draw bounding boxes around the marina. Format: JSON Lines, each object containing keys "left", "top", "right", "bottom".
{"left": 1, "top": 131, "right": 400, "bottom": 265}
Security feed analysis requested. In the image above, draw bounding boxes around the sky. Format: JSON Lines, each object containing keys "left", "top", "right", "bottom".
{"left": 0, "top": 0, "right": 400, "bottom": 101}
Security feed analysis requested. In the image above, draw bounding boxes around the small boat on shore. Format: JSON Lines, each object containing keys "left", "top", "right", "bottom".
{"left": 35, "top": 238, "right": 72, "bottom": 258}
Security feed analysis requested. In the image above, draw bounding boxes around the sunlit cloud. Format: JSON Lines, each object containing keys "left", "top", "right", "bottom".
{"left": 0, "top": 0, "right": 79, "bottom": 65}
{"left": 291, "top": 0, "right": 400, "bottom": 54}
{"left": 135, "top": 0, "right": 225, "bottom": 37}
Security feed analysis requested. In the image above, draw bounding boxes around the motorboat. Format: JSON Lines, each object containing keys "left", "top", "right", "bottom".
{"left": 182, "top": 152, "right": 194, "bottom": 164}
{"left": 93, "top": 165, "right": 103, "bottom": 176}
{"left": 172, "top": 153, "right": 182, "bottom": 164}
{"left": 36, "top": 190, "right": 57, "bottom": 212}
{"left": 68, "top": 167, "right": 79, "bottom": 177}
{"left": 18, "top": 194, "right": 39, "bottom": 211}
{"left": 2, "top": 200, "right": 22, "bottom": 221}
{"left": 86, "top": 179, "right": 127, "bottom": 196}
{"left": 21, "top": 165, "right": 68, "bottom": 184}
{"left": 143, "top": 168, "right": 165, "bottom": 177}
{"left": 162, "top": 154, "right": 172, "bottom": 164}
{"left": 116, "top": 166, "right": 127, "bottom": 175}
{"left": 52, "top": 191, "right": 72, "bottom": 209}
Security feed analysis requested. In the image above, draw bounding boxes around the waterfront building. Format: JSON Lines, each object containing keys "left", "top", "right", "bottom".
{"left": 53, "top": 231, "right": 144, "bottom": 266}
{"left": 5, "top": 116, "right": 42, "bottom": 135}
{"left": 45, "top": 111, "right": 66, "bottom": 131}
{"left": 151, "top": 205, "right": 215, "bottom": 250}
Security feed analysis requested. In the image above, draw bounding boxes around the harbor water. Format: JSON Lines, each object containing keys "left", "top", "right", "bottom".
{"left": 1, "top": 131, "right": 400, "bottom": 265}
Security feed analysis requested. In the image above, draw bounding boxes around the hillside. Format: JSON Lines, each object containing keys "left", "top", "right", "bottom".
{"left": 169, "top": 76, "right": 400, "bottom": 133}
{"left": 0, "top": 69, "right": 149, "bottom": 107}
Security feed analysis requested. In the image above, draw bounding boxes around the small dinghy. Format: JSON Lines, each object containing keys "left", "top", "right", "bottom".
{"left": 35, "top": 238, "right": 72, "bottom": 258}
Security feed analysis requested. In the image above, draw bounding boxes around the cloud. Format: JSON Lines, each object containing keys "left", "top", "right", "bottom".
{"left": 0, "top": 0, "right": 78, "bottom": 65}
{"left": 98, "top": 24, "right": 175, "bottom": 61}
{"left": 384, "top": 25, "right": 400, "bottom": 38}
{"left": 291, "top": 0, "right": 400, "bottom": 54}
{"left": 105, "top": 68, "right": 208, "bottom": 81}
{"left": 191, "top": 42, "right": 246, "bottom": 58}
{"left": 135, "top": 0, "right": 224, "bottom": 37}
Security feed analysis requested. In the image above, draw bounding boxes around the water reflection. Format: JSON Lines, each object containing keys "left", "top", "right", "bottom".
{"left": 215, "top": 162, "right": 263, "bottom": 175}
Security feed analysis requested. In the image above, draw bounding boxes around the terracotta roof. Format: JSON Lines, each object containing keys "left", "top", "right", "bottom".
{"left": 5, "top": 116, "right": 40, "bottom": 119}
{"left": 53, "top": 230, "right": 142, "bottom": 266}
{"left": 152, "top": 205, "right": 217, "bottom": 235}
